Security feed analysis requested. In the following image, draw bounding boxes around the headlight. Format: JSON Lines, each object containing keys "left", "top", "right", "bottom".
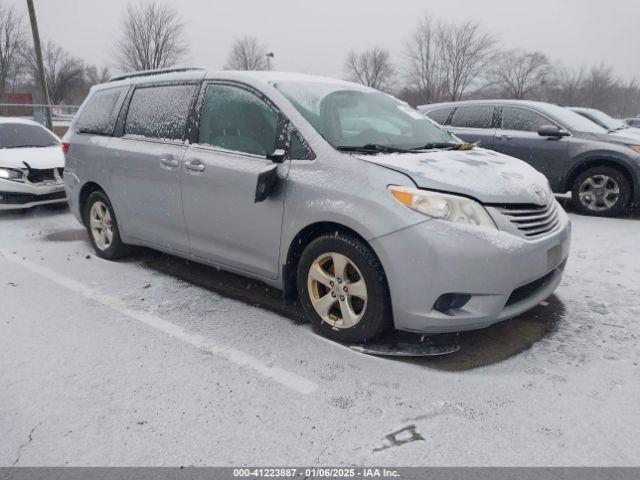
{"left": 0, "top": 168, "right": 24, "bottom": 181}
{"left": 628, "top": 145, "right": 640, "bottom": 155}
{"left": 388, "top": 186, "right": 497, "bottom": 229}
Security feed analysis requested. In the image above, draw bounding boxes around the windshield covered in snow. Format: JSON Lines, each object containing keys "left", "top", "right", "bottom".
{"left": 0, "top": 123, "right": 59, "bottom": 149}
{"left": 274, "top": 81, "right": 459, "bottom": 152}
{"left": 581, "top": 108, "right": 626, "bottom": 131}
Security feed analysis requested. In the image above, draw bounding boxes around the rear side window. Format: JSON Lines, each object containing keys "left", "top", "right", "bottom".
{"left": 75, "top": 87, "right": 128, "bottom": 135}
{"left": 449, "top": 105, "right": 495, "bottom": 129}
{"left": 426, "top": 107, "right": 452, "bottom": 125}
{"left": 125, "top": 84, "right": 197, "bottom": 141}
{"left": 502, "top": 107, "right": 550, "bottom": 132}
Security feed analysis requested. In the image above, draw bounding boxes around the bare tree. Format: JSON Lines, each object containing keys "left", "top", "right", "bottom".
{"left": 0, "top": 4, "right": 26, "bottom": 96}
{"left": 224, "top": 36, "right": 269, "bottom": 71}
{"left": 582, "top": 63, "right": 618, "bottom": 110}
{"left": 403, "top": 14, "right": 444, "bottom": 104}
{"left": 26, "top": 41, "right": 85, "bottom": 104}
{"left": 344, "top": 47, "right": 394, "bottom": 90}
{"left": 490, "top": 49, "right": 551, "bottom": 99}
{"left": 545, "top": 66, "right": 585, "bottom": 106}
{"left": 85, "top": 65, "right": 111, "bottom": 86}
{"left": 114, "top": 0, "right": 188, "bottom": 72}
{"left": 438, "top": 21, "right": 495, "bottom": 101}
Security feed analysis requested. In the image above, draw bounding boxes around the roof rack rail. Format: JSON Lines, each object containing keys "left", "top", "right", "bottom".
{"left": 109, "top": 67, "right": 206, "bottom": 82}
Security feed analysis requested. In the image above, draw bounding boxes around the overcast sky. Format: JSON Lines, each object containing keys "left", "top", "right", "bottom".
{"left": 8, "top": 0, "right": 640, "bottom": 81}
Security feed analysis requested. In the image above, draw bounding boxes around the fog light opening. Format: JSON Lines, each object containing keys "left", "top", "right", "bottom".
{"left": 433, "top": 293, "right": 472, "bottom": 315}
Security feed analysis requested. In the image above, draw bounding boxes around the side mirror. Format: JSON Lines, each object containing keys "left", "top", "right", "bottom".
{"left": 538, "top": 125, "right": 569, "bottom": 138}
{"left": 254, "top": 163, "right": 279, "bottom": 203}
{"left": 266, "top": 148, "right": 286, "bottom": 163}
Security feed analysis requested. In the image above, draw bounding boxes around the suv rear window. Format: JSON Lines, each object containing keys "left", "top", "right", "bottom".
{"left": 75, "top": 86, "right": 128, "bottom": 135}
{"left": 426, "top": 107, "right": 452, "bottom": 125}
{"left": 449, "top": 105, "right": 495, "bottom": 129}
{"left": 125, "top": 84, "right": 197, "bottom": 141}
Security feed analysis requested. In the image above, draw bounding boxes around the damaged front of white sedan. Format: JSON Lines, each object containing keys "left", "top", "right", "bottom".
{"left": 0, "top": 118, "right": 67, "bottom": 210}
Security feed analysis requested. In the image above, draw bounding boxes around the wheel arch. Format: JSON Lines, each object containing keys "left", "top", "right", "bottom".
{"left": 78, "top": 182, "right": 106, "bottom": 225}
{"left": 563, "top": 157, "right": 636, "bottom": 202}
{"left": 282, "top": 221, "right": 383, "bottom": 303}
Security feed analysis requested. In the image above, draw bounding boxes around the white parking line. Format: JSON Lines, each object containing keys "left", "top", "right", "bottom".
{"left": 2, "top": 253, "right": 319, "bottom": 395}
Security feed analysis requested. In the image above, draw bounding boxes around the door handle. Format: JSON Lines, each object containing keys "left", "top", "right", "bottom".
{"left": 497, "top": 134, "right": 512, "bottom": 141}
{"left": 159, "top": 156, "right": 179, "bottom": 168}
{"left": 184, "top": 159, "right": 205, "bottom": 172}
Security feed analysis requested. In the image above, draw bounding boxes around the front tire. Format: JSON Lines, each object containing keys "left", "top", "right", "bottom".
{"left": 84, "top": 191, "right": 130, "bottom": 259}
{"left": 571, "top": 166, "right": 630, "bottom": 216}
{"left": 296, "top": 232, "right": 392, "bottom": 343}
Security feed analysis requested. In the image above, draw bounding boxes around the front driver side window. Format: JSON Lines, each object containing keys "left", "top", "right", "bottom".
{"left": 198, "top": 84, "right": 278, "bottom": 157}
{"left": 502, "top": 107, "right": 551, "bottom": 132}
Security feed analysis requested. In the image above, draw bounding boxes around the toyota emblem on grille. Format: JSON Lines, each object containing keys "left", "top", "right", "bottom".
{"left": 532, "top": 185, "right": 548, "bottom": 204}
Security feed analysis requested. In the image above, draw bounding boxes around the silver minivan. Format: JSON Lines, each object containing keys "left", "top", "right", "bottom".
{"left": 64, "top": 68, "right": 571, "bottom": 343}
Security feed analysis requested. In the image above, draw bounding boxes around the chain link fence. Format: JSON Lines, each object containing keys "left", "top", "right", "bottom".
{"left": 0, "top": 103, "right": 79, "bottom": 137}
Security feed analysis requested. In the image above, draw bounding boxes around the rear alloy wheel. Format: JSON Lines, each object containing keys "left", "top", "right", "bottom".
{"left": 572, "top": 166, "right": 630, "bottom": 216}
{"left": 297, "top": 232, "right": 391, "bottom": 343}
{"left": 89, "top": 201, "right": 113, "bottom": 251}
{"left": 84, "top": 191, "right": 130, "bottom": 259}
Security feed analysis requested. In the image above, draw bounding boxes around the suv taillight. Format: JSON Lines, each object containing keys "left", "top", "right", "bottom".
{"left": 62, "top": 142, "right": 70, "bottom": 154}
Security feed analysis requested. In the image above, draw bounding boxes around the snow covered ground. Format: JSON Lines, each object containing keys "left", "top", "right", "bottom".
{"left": 1, "top": 202, "right": 639, "bottom": 466}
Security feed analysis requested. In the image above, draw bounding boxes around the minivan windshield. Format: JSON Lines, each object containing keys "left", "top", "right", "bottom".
{"left": 0, "top": 123, "right": 59, "bottom": 149}
{"left": 274, "top": 81, "right": 460, "bottom": 152}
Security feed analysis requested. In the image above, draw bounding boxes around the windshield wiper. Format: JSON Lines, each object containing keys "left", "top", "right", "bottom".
{"left": 412, "top": 142, "right": 464, "bottom": 151}
{"left": 10, "top": 144, "right": 54, "bottom": 148}
{"left": 336, "top": 144, "right": 413, "bottom": 154}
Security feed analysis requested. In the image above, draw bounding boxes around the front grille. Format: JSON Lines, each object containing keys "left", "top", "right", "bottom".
{"left": 497, "top": 201, "right": 560, "bottom": 239}
{"left": 0, "top": 190, "right": 66, "bottom": 205}
{"left": 26, "top": 168, "right": 61, "bottom": 184}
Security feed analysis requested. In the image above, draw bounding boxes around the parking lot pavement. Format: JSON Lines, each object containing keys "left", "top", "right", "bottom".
{"left": 1, "top": 204, "right": 639, "bottom": 466}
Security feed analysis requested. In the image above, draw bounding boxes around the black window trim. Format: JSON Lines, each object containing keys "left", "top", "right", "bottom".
{"left": 426, "top": 107, "right": 455, "bottom": 126}
{"left": 187, "top": 79, "right": 315, "bottom": 161}
{"left": 115, "top": 79, "right": 201, "bottom": 144}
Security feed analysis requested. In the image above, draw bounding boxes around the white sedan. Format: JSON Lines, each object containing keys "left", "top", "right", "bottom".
{"left": 0, "top": 118, "right": 66, "bottom": 210}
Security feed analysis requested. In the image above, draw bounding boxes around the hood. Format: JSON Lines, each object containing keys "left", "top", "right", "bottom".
{"left": 607, "top": 128, "right": 640, "bottom": 144}
{"left": 576, "top": 129, "right": 640, "bottom": 146}
{"left": 357, "top": 148, "right": 552, "bottom": 205}
{"left": 0, "top": 145, "right": 64, "bottom": 170}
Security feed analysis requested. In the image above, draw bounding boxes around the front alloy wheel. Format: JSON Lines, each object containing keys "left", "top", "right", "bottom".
{"left": 571, "top": 166, "right": 630, "bottom": 216}
{"left": 297, "top": 232, "right": 391, "bottom": 343}
{"left": 307, "top": 252, "right": 368, "bottom": 329}
{"left": 578, "top": 174, "right": 620, "bottom": 212}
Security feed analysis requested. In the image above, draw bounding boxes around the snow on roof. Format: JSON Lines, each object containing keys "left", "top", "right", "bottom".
{"left": 100, "top": 67, "right": 367, "bottom": 91}
{"left": 0, "top": 117, "right": 45, "bottom": 126}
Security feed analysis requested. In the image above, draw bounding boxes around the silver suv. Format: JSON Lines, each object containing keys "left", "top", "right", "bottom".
{"left": 64, "top": 68, "right": 571, "bottom": 343}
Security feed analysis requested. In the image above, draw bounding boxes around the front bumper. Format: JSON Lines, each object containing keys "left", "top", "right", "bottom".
{"left": 371, "top": 207, "right": 571, "bottom": 334}
{"left": 0, "top": 178, "right": 67, "bottom": 210}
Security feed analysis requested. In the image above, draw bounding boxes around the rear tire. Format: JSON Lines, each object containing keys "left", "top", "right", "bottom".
{"left": 296, "top": 232, "right": 392, "bottom": 343}
{"left": 84, "top": 191, "right": 130, "bottom": 260}
{"left": 571, "top": 166, "right": 630, "bottom": 216}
